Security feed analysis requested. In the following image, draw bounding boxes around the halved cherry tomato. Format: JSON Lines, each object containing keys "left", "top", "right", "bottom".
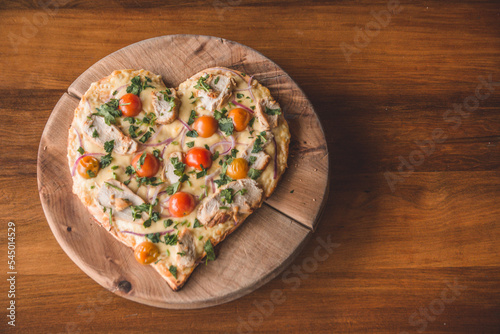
{"left": 185, "top": 147, "right": 212, "bottom": 170}
{"left": 77, "top": 156, "right": 100, "bottom": 179}
{"left": 226, "top": 158, "right": 249, "bottom": 180}
{"left": 228, "top": 108, "right": 250, "bottom": 132}
{"left": 131, "top": 152, "right": 159, "bottom": 177}
{"left": 169, "top": 192, "right": 196, "bottom": 217}
{"left": 192, "top": 115, "right": 218, "bottom": 138}
{"left": 119, "top": 93, "right": 142, "bottom": 117}
{"left": 134, "top": 241, "right": 160, "bottom": 264}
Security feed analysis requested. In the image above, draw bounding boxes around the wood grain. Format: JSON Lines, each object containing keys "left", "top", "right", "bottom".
{"left": 1, "top": 0, "right": 499, "bottom": 332}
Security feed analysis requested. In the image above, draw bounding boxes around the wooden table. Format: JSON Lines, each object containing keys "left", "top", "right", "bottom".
{"left": 1, "top": 1, "right": 499, "bottom": 332}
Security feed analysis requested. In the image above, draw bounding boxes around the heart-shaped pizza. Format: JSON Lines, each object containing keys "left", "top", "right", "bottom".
{"left": 67, "top": 68, "right": 290, "bottom": 291}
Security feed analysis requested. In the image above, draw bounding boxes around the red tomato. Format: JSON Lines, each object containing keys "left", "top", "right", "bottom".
{"left": 169, "top": 192, "right": 196, "bottom": 217}
{"left": 192, "top": 115, "right": 218, "bottom": 138}
{"left": 228, "top": 108, "right": 250, "bottom": 132}
{"left": 185, "top": 147, "right": 212, "bottom": 170}
{"left": 119, "top": 93, "right": 142, "bottom": 117}
{"left": 131, "top": 152, "right": 159, "bottom": 177}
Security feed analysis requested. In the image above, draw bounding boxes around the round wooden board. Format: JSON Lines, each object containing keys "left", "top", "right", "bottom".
{"left": 37, "top": 35, "right": 329, "bottom": 309}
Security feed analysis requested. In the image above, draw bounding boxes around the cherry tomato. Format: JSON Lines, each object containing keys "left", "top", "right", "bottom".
{"left": 169, "top": 192, "right": 196, "bottom": 217}
{"left": 226, "top": 158, "right": 249, "bottom": 180}
{"left": 134, "top": 241, "right": 160, "bottom": 264}
{"left": 192, "top": 115, "right": 218, "bottom": 138}
{"left": 119, "top": 93, "right": 142, "bottom": 117}
{"left": 77, "top": 156, "right": 100, "bottom": 179}
{"left": 228, "top": 108, "right": 250, "bottom": 132}
{"left": 185, "top": 147, "right": 212, "bottom": 170}
{"left": 131, "top": 152, "right": 159, "bottom": 177}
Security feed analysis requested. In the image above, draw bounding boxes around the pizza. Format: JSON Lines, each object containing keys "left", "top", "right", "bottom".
{"left": 67, "top": 67, "right": 290, "bottom": 291}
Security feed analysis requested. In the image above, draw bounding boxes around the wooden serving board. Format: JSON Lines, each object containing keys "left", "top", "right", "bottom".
{"left": 37, "top": 35, "right": 328, "bottom": 309}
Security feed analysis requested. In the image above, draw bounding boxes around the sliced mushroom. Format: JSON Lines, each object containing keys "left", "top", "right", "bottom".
{"left": 82, "top": 115, "right": 138, "bottom": 155}
{"left": 151, "top": 89, "right": 180, "bottom": 124}
{"left": 197, "top": 179, "right": 264, "bottom": 227}
{"left": 176, "top": 229, "right": 196, "bottom": 270}
{"left": 97, "top": 179, "right": 147, "bottom": 224}
{"left": 194, "top": 73, "right": 236, "bottom": 112}
{"left": 254, "top": 97, "right": 282, "bottom": 130}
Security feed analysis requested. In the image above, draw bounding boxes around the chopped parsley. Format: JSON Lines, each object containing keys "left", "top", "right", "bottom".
{"left": 103, "top": 140, "right": 114, "bottom": 153}
{"left": 123, "top": 117, "right": 135, "bottom": 124}
{"left": 170, "top": 157, "right": 186, "bottom": 176}
{"left": 163, "top": 219, "right": 173, "bottom": 228}
{"left": 125, "top": 165, "right": 135, "bottom": 175}
{"left": 186, "top": 130, "right": 198, "bottom": 138}
{"left": 248, "top": 117, "right": 255, "bottom": 128}
{"left": 212, "top": 151, "right": 219, "bottom": 161}
{"left": 127, "top": 76, "right": 155, "bottom": 96}
{"left": 231, "top": 148, "right": 238, "bottom": 158}
{"left": 169, "top": 265, "right": 177, "bottom": 279}
{"left": 93, "top": 99, "right": 121, "bottom": 125}
{"left": 128, "top": 125, "right": 139, "bottom": 138}
{"left": 104, "top": 182, "right": 123, "bottom": 191}
{"left": 77, "top": 147, "right": 84, "bottom": 155}
{"left": 193, "top": 219, "right": 202, "bottom": 228}
{"left": 248, "top": 168, "right": 262, "bottom": 180}
{"left": 220, "top": 188, "right": 234, "bottom": 204}
{"left": 87, "top": 170, "right": 96, "bottom": 178}
{"left": 164, "top": 233, "right": 178, "bottom": 246}
{"left": 204, "top": 240, "right": 216, "bottom": 262}
{"left": 135, "top": 176, "right": 163, "bottom": 187}
{"left": 194, "top": 74, "right": 211, "bottom": 92}
{"left": 160, "top": 90, "right": 176, "bottom": 110}
{"left": 236, "top": 93, "right": 244, "bottom": 99}
{"left": 152, "top": 149, "right": 161, "bottom": 159}
{"left": 146, "top": 232, "right": 161, "bottom": 244}
{"left": 137, "top": 152, "right": 147, "bottom": 170}
{"left": 92, "top": 129, "right": 99, "bottom": 138}
{"left": 235, "top": 188, "right": 247, "bottom": 196}
{"left": 214, "top": 76, "right": 220, "bottom": 85}
{"left": 139, "top": 130, "right": 152, "bottom": 143}
{"left": 196, "top": 164, "right": 208, "bottom": 179}
{"left": 100, "top": 154, "right": 113, "bottom": 169}
{"left": 218, "top": 117, "right": 234, "bottom": 136}
{"left": 214, "top": 173, "right": 232, "bottom": 188}
{"left": 186, "top": 141, "right": 195, "bottom": 148}
{"left": 252, "top": 132, "right": 268, "bottom": 153}
{"left": 248, "top": 156, "right": 257, "bottom": 166}
{"left": 187, "top": 110, "right": 197, "bottom": 125}
{"left": 265, "top": 106, "right": 282, "bottom": 115}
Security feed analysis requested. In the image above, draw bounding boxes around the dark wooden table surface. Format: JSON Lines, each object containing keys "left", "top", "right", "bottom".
{"left": 1, "top": 0, "right": 499, "bottom": 333}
